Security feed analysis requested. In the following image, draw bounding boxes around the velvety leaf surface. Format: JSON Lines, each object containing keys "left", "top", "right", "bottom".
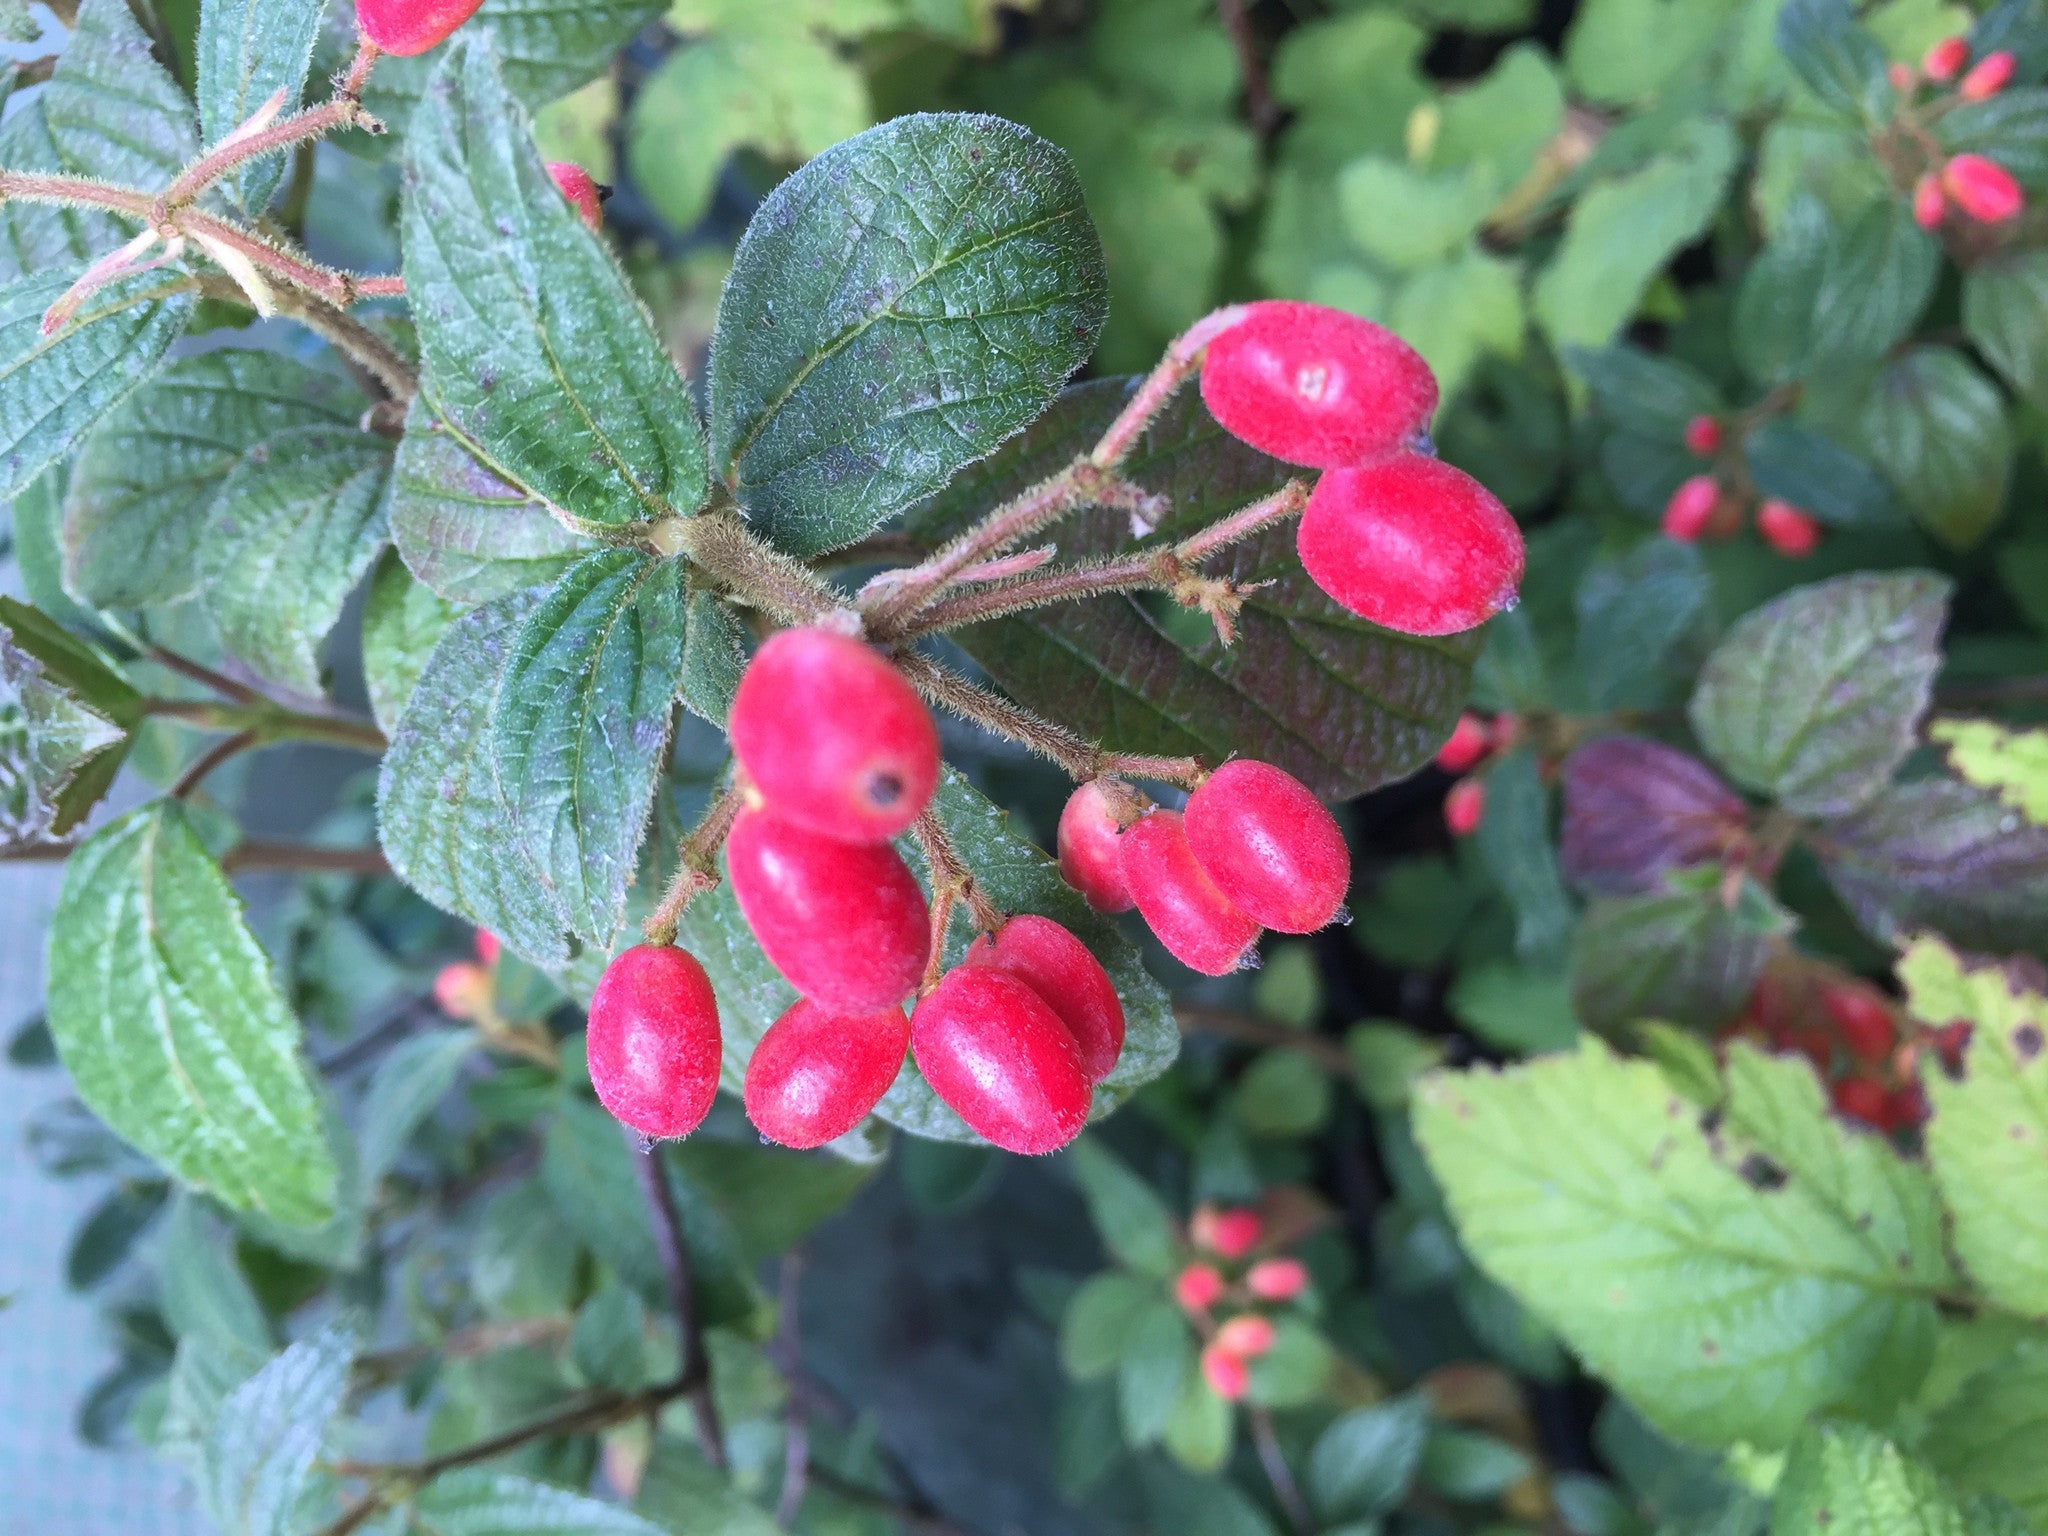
{"left": 1807, "top": 203, "right": 1940, "bottom": 372}
{"left": 1568, "top": 344, "right": 1722, "bottom": 440}
{"left": 1572, "top": 538, "right": 1708, "bottom": 711}
{"left": 46, "top": 803, "right": 337, "bottom": 1225}
{"left": 1688, "top": 571, "right": 1950, "bottom": 819}
{"left": 907, "top": 380, "right": 1479, "bottom": 800}
{"left": 708, "top": 112, "right": 1108, "bottom": 555}
{"left": 1922, "top": 1343, "right": 2048, "bottom": 1524}
{"left": 1770, "top": 1424, "right": 1978, "bottom": 1536}
{"left": 197, "top": 0, "right": 323, "bottom": 211}
{"left": 361, "top": 552, "right": 464, "bottom": 734}
{"left": 402, "top": 39, "right": 706, "bottom": 531}
{"left": 492, "top": 549, "right": 689, "bottom": 944}
{"left": 1774, "top": 0, "right": 1890, "bottom": 120}
{"left": 200, "top": 1330, "right": 353, "bottom": 1536}
{"left": 63, "top": 352, "right": 365, "bottom": 610}
{"left": 1571, "top": 878, "right": 1778, "bottom": 1032}
{"left": 1965, "top": 250, "right": 2048, "bottom": 406}
{"left": 1560, "top": 737, "right": 1746, "bottom": 895}
{"left": 355, "top": 1027, "right": 475, "bottom": 1188}
{"left": 679, "top": 591, "right": 748, "bottom": 726}
{"left": 0, "top": 624, "right": 124, "bottom": 850}
{"left": 409, "top": 1469, "right": 672, "bottom": 1535}
{"left": 1858, "top": 347, "right": 2013, "bottom": 550}
{"left": 1414, "top": 1039, "right": 1947, "bottom": 1448}
{"left": 1742, "top": 419, "right": 1903, "bottom": 529}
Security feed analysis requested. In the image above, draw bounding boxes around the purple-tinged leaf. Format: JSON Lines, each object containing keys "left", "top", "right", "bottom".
{"left": 1571, "top": 873, "right": 1785, "bottom": 1033}
{"left": 1560, "top": 736, "right": 1747, "bottom": 896}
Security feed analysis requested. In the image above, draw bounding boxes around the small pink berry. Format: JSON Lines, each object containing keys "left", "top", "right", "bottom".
{"left": 1215, "top": 1314, "right": 1276, "bottom": 1358}
{"left": 1184, "top": 759, "right": 1350, "bottom": 934}
{"left": 433, "top": 961, "right": 489, "bottom": 1020}
{"left": 1682, "top": 415, "right": 1722, "bottom": 456}
{"left": 1960, "top": 50, "right": 2015, "bottom": 99}
{"left": 1661, "top": 475, "right": 1721, "bottom": 542}
{"left": 1057, "top": 781, "right": 1136, "bottom": 913}
{"left": 1175, "top": 1263, "right": 1227, "bottom": 1312}
{"left": 1756, "top": 499, "right": 1821, "bottom": 557}
{"left": 1436, "top": 713, "right": 1491, "bottom": 774}
{"left": 963, "top": 913, "right": 1125, "bottom": 1083}
{"left": 1245, "top": 1257, "right": 1308, "bottom": 1301}
{"left": 1201, "top": 1340, "right": 1250, "bottom": 1400}
{"left": 743, "top": 999, "right": 909, "bottom": 1149}
{"left": 1923, "top": 36, "right": 1968, "bottom": 80}
{"left": 1888, "top": 60, "right": 1919, "bottom": 92}
{"left": 475, "top": 930, "right": 501, "bottom": 966}
{"left": 1192, "top": 1205, "right": 1264, "bottom": 1260}
{"left": 910, "top": 967, "right": 1091, "bottom": 1155}
{"left": 1913, "top": 173, "right": 1949, "bottom": 230}
{"left": 1445, "top": 777, "right": 1486, "bottom": 837}
{"left": 546, "top": 162, "right": 606, "bottom": 231}
{"left": 1944, "top": 154, "right": 2025, "bottom": 222}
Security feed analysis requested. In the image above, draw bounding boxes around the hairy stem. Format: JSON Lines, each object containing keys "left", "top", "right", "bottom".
{"left": 160, "top": 96, "right": 374, "bottom": 210}
{"left": 1090, "top": 306, "right": 1251, "bottom": 473}
{"left": 0, "top": 171, "right": 155, "bottom": 217}
{"left": 911, "top": 809, "right": 1004, "bottom": 934}
{"left": 644, "top": 785, "right": 746, "bottom": 945}
{"left": 665, "top": 512, "right": 841, "bottom": 623}
{"left": 144, "top": 697, "right": 387, "bottom": 753}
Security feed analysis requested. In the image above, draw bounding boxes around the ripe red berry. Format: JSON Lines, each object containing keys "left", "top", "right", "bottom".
{"left": 1199, "top": 300, "right": 1438, "bottom": 468}
{"left": 1913, "top": 173, "right": 1949, "bottom": 230}
{"left": 1960, "top": 49, "right": 2015, "bottom": 99}
{"left": 1436, "top": 713, "right": 1491, "bottom": 774}
{"left": 1245, "top": 1257, "right": 1308, "bottom": 1301}
{"left": 1297, "top": 455, "right": 1523, "bottom": 636}
{"left": 1831, "top": 1075, "right": 1893, "bottom": 1130}
{"left": 1444, "top": 776, "right": 1486, "bottom": 837}
{"left": 1201, "top": 1340, "right": 1250, "bottom": 1400}
{"left": 964, "top": 914, "right": 1125, "bottom": 1082}
{"left": 1057, "top": 781, "right": 1136, "bottom": 913}
{"left": 1923, "top": 35, "right": 1969, "bottom": 80}
{"left": 729, "top": 628, "right": 940, "bottom": 846}
{"left": 475, "top": 930, "right": 500, "bottom": 966}
{"left": 1121, "top": 810, "right": 1261, "bottom": 975}
{"left": 546, "top": 162, "right": 605, "bottom": 232}
{"left": 725, "top": 808, "right": 928, "bottom": 1013}
{"left": 743, "top": 999, "right": 909, "bottom": 1149}
{"left": 1192, "top": 1205, "right": 1263, "bottom": 1259}
{"left": 1175, "top": 1262, "right": 1227, "bottom": 1312}
{"left": 910, "top": 967, "right": 1091, "bottom": 1155}
{"left": 433, "top": 962, "right": 489, "bottom": 1019}
{"left": 355, "top": 0, "right": 485, "bottom": 56}
{"left": 1756, "top": 499, "right": 1821, "bottom": 557}
{"left": 588, "top": 944, "right": 722, "bottom": 1140}
{"left": 1661, "top": 475, "right": 1721, "bottom": 541}
{"left": 1944, "top": 154, "right": 2025, "bottom": 222}
{"left": 1820, "top": 984, "right": 1896, "bottom": 1066}
{"left": 1682, "top": 414, "right": 1722, "bottom": 456}
{"left": 1930, "top": 1020, "right": 1973, "bottom": 1071}
{"left": 1184, "top": 760, "right": 1349, "bottom": 934}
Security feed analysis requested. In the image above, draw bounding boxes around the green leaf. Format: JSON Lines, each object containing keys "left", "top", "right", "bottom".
{"left": 1246, "top": 1317, "right": 1334, "bottom": 1407}
{"left": 0, "top": 269, "right": 193, "bottom": 503}
{"left": 66, "top": 1180, "right": 167, "bottom": 1288}
{"left": 492, "top": 549, "right": 688, "bottom": 944}
{"left": 679, "top": 591, "right": 747, "bottom": 726}
{"left": 1309, "top": 1394, "right": 1429, "bottom": 1522}
{"left": 390, "top": 411, "right": 595, "bottom": 604}
{"left": 0, "top": 623, "right": 125, "bottom": 848}
{"left": 1162, "top": 1373, "right": 1234, "bottom": 1473}
{"left": 1337, "top": 157, "right": 1499, "bottom": 270}
{"left": 569, "top": 1284, "right": 646, "bottom": 1393}
{"left": 1735, "top": 195, "right": 1830, "bottom": 386}
{"left": 1922, "top": 1344, "right": 2048, "bottom": 1524}
{"left": 1931, "top": 718, "right": 2048, "bottom": 826}
{"left": 402, "top": 38, "right": 707, "bottom": 531}
{"left": 1119, "top": 1300, "right": 1192, "bottom": 1446}
{"left": 708, "top": 111, "right": 1107, "bottom": 556}
{"left": 1771, "top": 1424, "right": 1980, "bottom": 1536}
{"left": 48, "top": 804, "right": 336, "bottom": 1224}
{"left": 410, "top": 1469, "right": 671, "bottom": 1535}
{"left": 1421, "top": 1427, "right": 1534, "bottom": 1500}
{"left": 1775, "top": 0, "right": 1892, "bottom": 119}
{"left": 1061, "top": 1272, "right": 1155, "bottom": 1380}
{"left": 63, "top": 352, "right": 366, "bottom": 610}
{"left": 636, "top": 1442, "right": 781, "bottom": 1536}
{"left": 1937, "top": 88, "right": 2048, "bottom": 184}
{"left": 905, "top": 380, "right": 1479, "bottom": 801}
{"left": 1387, "top": 247, "right": 1526, "bottom": 404}
{"left": 1964, "top": 250, "right": 2048, "bottom": 406}
{"left": 1688, "top": 571, "right": 1950, "bottom": 818}
{"left": 1568, "top": 344, "right": 1723, "bottom": 441}
{"left": 1904, "top": 938, "right": 2048, "bottom": 1314}
{"left": 1235, "top": 1049, "right": 1335, "bottom": 1138}
{"left": 356, "top": 1027, "right": 475, "bottom": 1186}
{"left": 1571, "top": 881, "right": 1774, "bottom": 1033}
{"left": 197, "top": 426, "right": 393, "bottom": 693}
{"left": 377, "top": 591, "right": 575, "bottom": 969}
{"left": 361, "top": 552, "right": 464, "bottom": 735}
{"left": 1742, "top": 419, "right": 1903, "bottom": 529}
{"left": 1474, "top": 749, "right": 1574, "bottom": 968}
{"left": 158, "top": 1194, "right": 273, "bottom": 1355}
{"left": 1573, "top": 538, "right": 1707, "bottom": 711}
{"left": 1857, "top": 346, "right": 2014, "bottom": 549}
{"left": 1414, "top": 1039, "right": 1949, "bottom": 1448}
{"left": 1068, "top": 1136, "right": 1177, "bottom": 1276}
{"left": 201, "top": 1330, "right": 353, "bottom": 1536}
{"left": 1448, "top": 962, "right": 1579, "bottom": 1052}
{"left": 1807, "top": 202, "right": 1940, "bottom": 373}
{"left": 198, "top": 0, "right": 323, "bottom": 211}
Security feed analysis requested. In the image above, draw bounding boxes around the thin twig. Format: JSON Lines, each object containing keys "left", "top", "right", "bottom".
{"left": 772, "top": 1254, "right": 809, "bottom": 1528}
{"left": 629, "top": 1128, "right": 727, "bottom": 1470}
{"left": 145, "top": 696, "right": 388, "bottom": 752}
{"left": 1090, "top": 307, "right": 1251, "bottom": 474}
{"left": 1217, "top": 0, "right": 1281, "bottom": 133}
{"left": 146, "top": 645, "right": 269, "bottom": 706}
{"left": 224, "top": 841, "right": 392, "bottom": 877}
{"left": 0, "top": 171, "right": 156, "bottom": 218}
{"left": 911, "top": 809, "right": 1002, "bottom": 938}
{"left": 169, "top": 730, "right": 257, "bottom": 800}
{"left": 1248, "top": 1406, "right": 1315, "bottom": 1536}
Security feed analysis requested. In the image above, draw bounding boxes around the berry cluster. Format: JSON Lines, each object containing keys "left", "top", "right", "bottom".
{"left": 1891, "top": 39, "right": 2026, "bottom": 228}
{"left": 1433, "top": 710, "right": 1519, "bottom": 836}
{"left": 1173, "top": 1205, "right": 1311, "bottom": 1402}
{"left": 1664, "top": 417, "right": 1822, "bottom": 557}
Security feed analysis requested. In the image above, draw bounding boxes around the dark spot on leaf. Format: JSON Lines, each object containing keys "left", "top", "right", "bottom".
{"left": 477, "top": 368, "right": 497, "bottom": 393}
{"left": 1700, "top": 1338, "right": 1718, "bottom": 1359}
{"left": 2015, "top": 1023, "right": 2042, "bottom": 1061}
{"left": 1738, "top": 1154, "right": 1787, "bottom": 1191}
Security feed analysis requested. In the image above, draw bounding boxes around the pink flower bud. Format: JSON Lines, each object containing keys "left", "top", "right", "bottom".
{"left": 1175, "top": 1263, "right": 1227, "bottom": 1313}
{"left": 1923, "top": 36, "right": 1968, "bottom": 81}
{"left": 1201, "top": 1341, "right": 1250, "bottom": 1399}
{"left": 1912, "top": 173, "right": 1948, "bottom": 230}
{"left": 1943, "top": 154, "right": 2024, "bottom": 222}
{"left": 1682, "top": 414, "right": 1722, "bottom": 456}
{"left": 1959, "top": 50, "right": 2015, "bottom": 100}
{"left": 433, "top": 961, "right": 490, "bottom": 1020}
{"left": 1436, "top": 713, "right": 1491, "bottom": 774}
{"left": 1246, "top": 1257, "right": 1309, "bottom": 1301}
{"left": 1216, "top": 1314, "right": 1277, "bottom": 1358}
{"left": 1660, "top": 474, "right": 1721, "bottom": 542}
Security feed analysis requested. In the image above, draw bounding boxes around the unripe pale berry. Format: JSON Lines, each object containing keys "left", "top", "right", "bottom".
{"left": 729, "top": 628, "right": 939, "bottom": 845}
{"left": 1661, "top": 475, "right": 1721, "bottom": 541}
{"left": 546, "top": 162, "right": 606, "bottom": 232}
{"left": 1888, "top": 61, "right": 1918, "bottom": 92}
{"left": 1913, "top": 173, "right": 1949, "bottom": 230}
{"left": 355, "top": 0, "right": 485, "bottom": 56}
{"left": 1057, "top": 782, "right": 1136, "bottom": 913}
{"left": 434, "top": 961, "right": 489, "bottom": 1019}
{"left": 475, "top": 930, "right": 501, "bottom": 966}
{"left": 588, "top": 944, "right": 722, "bottom": 1140}
{"left": 1215, "top": 1314, "right": 1276, "bottom": 1358}
{"left": 1121, "top": 810, "right": 1261, "bottom": 976}
{"left": 1192, "top": 1204, "right": 1263, "bottom": 1259}
{"left": 1944, "top": 154, "right": 2024, "bottom": 222}
{"left": 1246, "top": 1257, "right": 1308, "bottom": 1301}
{"left": 1184, "top": 760, "right": 1349, "bottom": 934}
{"left": 1756, "top": 499, "right": 1821, "bottom": 557}
{"left": 1297, "top": 455, "right": 1523, "bottom": 636}
{"left": 1820, "top": 984, "right": 1896, "bottom": 1066}
{"left": 1199, "top": 300, "right": 1438, "bottom": 468}
{"left": 910, "top": 967, "right": 1091, "bottom": 1155}
{"left": 1924, "top": 35, "right": 1968, "bottom": 80}
{"left": 1445, "top": 776, "right": 1486, "bottom": 837}
{"left": 1436, "top": 713, "right": 1491, "bottom": 774}
{"left": 1201, "top": 1340, "right": 1250, "bottom": 1400}
{"left": 743, "top": 999, "right": 909, "bottom": 1149}
{"left": 964, "top": 914, "right": 1125, "bottom": 1082}
{"left": 1831, "top": 1075, "right": 1892, "bottom": 1130}
{"left": 1960, "top": 49, "right": 2015, "bottom": 99}
{"left": 1682, "top": 414, "right": 1722, "bottom": 456}
{"left": 1175, "top": 1262, "right": 1227, "bottom": 1312}
{"left": 725, "top": 808, "right": 928, "bottom": 1013}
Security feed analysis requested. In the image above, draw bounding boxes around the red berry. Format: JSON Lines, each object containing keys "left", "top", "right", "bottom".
{"left": 475, "top": 930, "right": 501, "bottom": 966}
{"left": 1245, "top": 1257, "right": 1308, "bottom": 1301}
{"left": 1931, "top": 1020, "right": 1973, "bottom": 1071}
{"left": 1201, "top": 1340, "right": 1250, "bottom": 1400}
{"left": 1913, "top": 173, "right": 1949, "bottom": 230}
{"left": 1756, "top": 499, "right": 1821, "bottom": 557}
{"left": 743, "top": 998, "right": 909, "bottom": 1149}
{"left": 964, "top": 913, "right": 1125, "bottom": 1082}
{"left": 1297, "top": 455, "right": 1522, "bottom": 636}
{"left": 729, "top": 628, "right": 940, "bottom": 846}
{"left": 1184, "top": 760, "right": 1349, "bottom": 934}
{"left": 1199, "top": 300, "right": 1438, "bottom": 469}
{"left": 588, "top": 945, "right": 722, "bottom": 1140}
{"left": 1216, "top": 1314, "right": 1276, "bottom": 1358}
{"left": 1888, "top": 1083, "right": 1930, "bottom": 1130}
{"left": 725, "top": 808, "right": 928, "bottom": 1013}
{"left": 1057, "top": 781, "right": 1136, "bottom": 913}
{"left": 1831, "top": 1076, "right": 1893, "bottom": 1130}
{"left": 1661, "top": 475, "right": 1721, "bottom": 541}
{"left": 1444, "top": 777, "right": 1486, "bottom": 837}
{"left": 355, "top": 0, "right": 485, "bottom": 56}
{"left": 1683, "top": 415, "right": 1722, "bottom": 456}
{"left": 1924, "top": 35, "right": 1969, "bottom": 80}
{"left": 1820, "top": 984, "right": 1896, "bottom": 1066}
{"left": 1960, "top": 49, "right": 2015, "bottom": 99}
{"left": 1175, "top": 1262, "right": 1227, "bottom": 1312}
{"left": 1193, "top": 1205, "right": 1264, "bottom": 1259}
{"left": 1121, "top": 810, "right": 1261, "bottom": 975}
{"left": 546, "top": 162, "right": 605, "bottom": 232}
{"left": 1944, "top": 154, "right": 2025, "bottom": 222}
{"left": 433, "top": 962, "right": 489, "bottom": 1019}
{"left": 910, "top": 967, "right": 1091, "bottom": 1155}
{"left": 1436, "top": 713, "right": 1491, "bottom": 774}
